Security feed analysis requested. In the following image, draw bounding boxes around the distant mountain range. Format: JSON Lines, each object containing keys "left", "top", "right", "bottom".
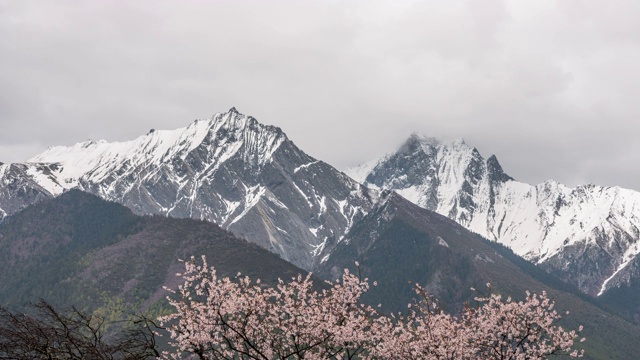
{"left": 2, "top": 108, "right": 640, "bottom": 324}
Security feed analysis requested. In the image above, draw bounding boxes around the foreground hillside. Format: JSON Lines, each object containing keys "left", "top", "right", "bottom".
{"left": 1, "top": 190, "right": 639, "bottom": 358}
{"left": 0, "top": 189, "right": 307, "bottom": 313}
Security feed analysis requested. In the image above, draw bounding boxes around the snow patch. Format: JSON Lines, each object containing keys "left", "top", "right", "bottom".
{"left": 294, "top": 161, "right": 319, "bottom": 174}
{"left": 344, "top": 158, "right": 380, "bottom": 183}
{"left": 229, "top": 185, "right": 266, "bottom": 226}
{"left": 438, "top": 236, "right": 449, "bottom": 248}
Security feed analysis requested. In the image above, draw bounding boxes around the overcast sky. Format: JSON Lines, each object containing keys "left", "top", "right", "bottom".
{"left": 1, "top": 0, "right": 639, "bottom": 190}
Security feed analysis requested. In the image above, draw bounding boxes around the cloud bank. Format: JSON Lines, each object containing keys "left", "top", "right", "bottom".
{"left": 1, "top": 0, "right": 639, "bottom": 190}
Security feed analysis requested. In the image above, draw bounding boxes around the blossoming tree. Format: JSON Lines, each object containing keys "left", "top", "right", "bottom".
{"left": 161, "top": 256, "right": 584, "bottom": 359}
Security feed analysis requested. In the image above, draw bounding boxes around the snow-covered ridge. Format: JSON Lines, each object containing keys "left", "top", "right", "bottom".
{"left": 348, "top": 134, "right": 640, "bottom": 296}
{"left": 26, "top": 108, "right": 286, "bottom": 195}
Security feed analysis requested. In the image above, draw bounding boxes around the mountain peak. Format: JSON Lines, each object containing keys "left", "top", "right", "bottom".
{"left": 405, "top": 133, "right": 440, "bottom": 147}
{"left": 486, "top": 154, "right": 513, "bottom": 182}
{"left": 4, "top": 108, "right": 376, "bottom": 271}
{"left": 211, "top": 108, "right": 280, "bottom": 134}
{"left": 403, "top": 133, "right": 469, "bottom": 150}
{"left": 23, "top": 109, "right": 290, "bottom": 196}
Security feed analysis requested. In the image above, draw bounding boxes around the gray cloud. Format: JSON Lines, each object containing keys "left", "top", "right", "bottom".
{"left": 1, "top": 0, "right": 639, "bottom": 190}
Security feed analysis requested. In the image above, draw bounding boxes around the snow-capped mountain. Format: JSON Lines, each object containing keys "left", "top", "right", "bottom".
{"left": 2, "top": 108, "right": 378, "bottom": 270}
{"left": 5, "top": 110, "right": 640, "bottom": 299}
{"left": 346, "top": 134, "right": 640, "bottom": 297}
{"left": 0, "top": 163, "right": 55, "bottom": 218}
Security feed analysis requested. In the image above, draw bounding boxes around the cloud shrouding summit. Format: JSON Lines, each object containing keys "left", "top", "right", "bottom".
{"left": 1, "top": 0, "right": 639, "bottom": 190}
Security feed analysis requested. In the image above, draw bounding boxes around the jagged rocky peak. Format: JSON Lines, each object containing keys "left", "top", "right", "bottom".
{"left": 210, "top": 108, "right": 286, "bottom": 143}
{"left": 211, "top": 107, "right": 255, "bottom": 131}
{"left": 403, "top": 133, "right": 440, "bottom": 148}
{"left": 486, "top": 154, "right": 513, "bottom": 182}
{"left": 401, "top": 133, "right": 470, "bottom": 153}
{"left": 213, "top": 107, "right": 284, "bottom": 134}
{"left": 347, "top": 133, "right": 505, "bottom": 192}
{"left": 345, "top": 135, "right": 479, "bottom": 186}
{"left": 394, "top": 134, "right": 482, "bottom": 166}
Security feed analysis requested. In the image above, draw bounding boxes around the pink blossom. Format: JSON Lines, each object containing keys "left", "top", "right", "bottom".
{"left": 160, "top": 257, "right": 584, "bottom": 359}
